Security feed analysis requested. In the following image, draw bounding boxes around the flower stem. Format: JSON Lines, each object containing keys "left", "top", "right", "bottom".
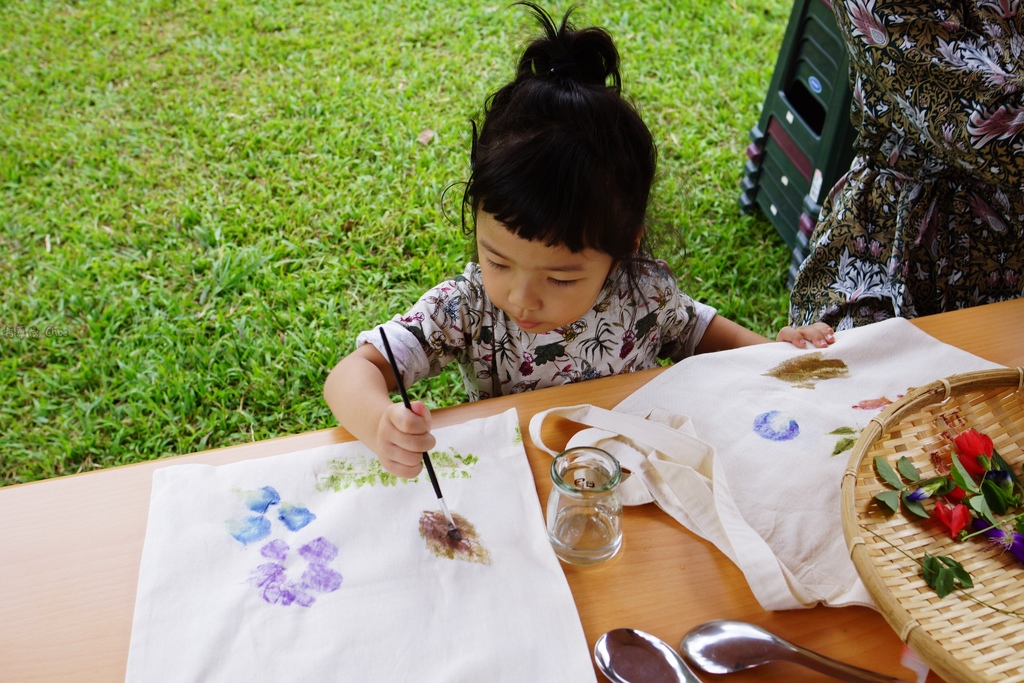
{"left": 960, "top": 511, "right": 1024, "bottom": 542}
{"left": 861, "top": 526, "right": 1023, "bottom": 617}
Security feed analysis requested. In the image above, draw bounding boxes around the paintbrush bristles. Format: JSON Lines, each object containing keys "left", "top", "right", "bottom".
{"left": 378, "top": 328, "right": 461, "bottom": 541}
{"left": 437, "top": 499, "right": 462, "bottom": 541}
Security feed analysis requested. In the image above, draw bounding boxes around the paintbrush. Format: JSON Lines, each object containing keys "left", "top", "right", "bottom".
{"left": 378, "top": 328, "right": 462, "bottom": 542}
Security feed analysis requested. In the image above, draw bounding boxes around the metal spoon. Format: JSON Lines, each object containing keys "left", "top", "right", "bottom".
{"left": 680, "top": 620, "right": 912, "bottom": 682}
{"left": 594, "top": 628, "right": 702, "bottom": 683}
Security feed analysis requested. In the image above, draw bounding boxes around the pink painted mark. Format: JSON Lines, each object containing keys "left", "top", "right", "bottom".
{"left": 852, "top": 396, "right": 894, "bottom": 410}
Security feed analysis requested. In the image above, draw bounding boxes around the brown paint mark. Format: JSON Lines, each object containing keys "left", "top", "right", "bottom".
{"left": 419, "top": 511, "right": 491, "bottom": 564}
{"left": 764, "top": 352, "right": 849, "bottom": 389}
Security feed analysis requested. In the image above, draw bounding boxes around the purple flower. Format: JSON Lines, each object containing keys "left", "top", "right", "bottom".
{"left": 971, "top": 519, "right": 1024, "bottom": 565}
{"left": 983, "top": 470, "right": 1014, "bottom": 496}
{"left": 906, "top": 488, "right": 931, "bottom": 502}
{"left": 907, "top": 475, "right": 956, "bottom": 502}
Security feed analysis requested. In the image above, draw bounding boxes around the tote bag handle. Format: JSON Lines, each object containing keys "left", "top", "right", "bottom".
{"left": 529, "top": 404, "right": 815, "bottom": 610}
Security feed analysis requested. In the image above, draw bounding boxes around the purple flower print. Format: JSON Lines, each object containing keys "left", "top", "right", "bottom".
{"left": 301, "top": 562, "right": 344, "bottom": 593}
{"left": 261, "top": 538, "right": 290, "bottom": 562}
{"left": 298, "top": 536, "right": 338, "bottom": 563}
{"left": 249, "top": 537, "right": 344, "bottom": 607}
{"left": 250, "top": 561, "right": 315, "bottom": 607}
{"left": 752, "top": 410, "right": 800, "bottom": 442}
{"left": 227, "top": 486, "right": 344, "bottom": 607}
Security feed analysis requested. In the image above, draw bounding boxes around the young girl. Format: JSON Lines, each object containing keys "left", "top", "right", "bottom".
{"left": 324, "top": 4, "right": 834, "bottom": 478}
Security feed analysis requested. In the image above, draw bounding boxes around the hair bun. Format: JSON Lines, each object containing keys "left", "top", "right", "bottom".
{"left": 515, "top": 3, "right": 621, "bottom": 90}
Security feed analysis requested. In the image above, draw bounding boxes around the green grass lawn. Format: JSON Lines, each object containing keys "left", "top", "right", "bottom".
{"left": 1, "top": 0, "right": 793, "bottom": 485}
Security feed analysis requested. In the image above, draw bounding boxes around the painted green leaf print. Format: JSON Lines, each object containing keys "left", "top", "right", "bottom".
{"left": 317, "top": 447, "right": 479, "bottom": 492}
{"left": 829, "top": 426, "right": 859, "bottom": 457}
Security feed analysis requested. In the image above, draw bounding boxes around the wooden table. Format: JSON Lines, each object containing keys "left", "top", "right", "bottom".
{"left": 2, "top": 298, "right": 1022, "bottom": 682}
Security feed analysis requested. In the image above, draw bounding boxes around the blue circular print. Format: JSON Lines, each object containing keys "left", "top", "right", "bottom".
{"left": 753, "top": 410, "right": 800, "bottom": 442}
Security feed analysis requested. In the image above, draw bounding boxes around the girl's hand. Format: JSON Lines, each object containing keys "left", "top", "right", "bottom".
{"left": 375, "top": 400, "right": 436, "bottom": 478}
{"left": 776, "top": 322, "right": 835, "bottom": 349}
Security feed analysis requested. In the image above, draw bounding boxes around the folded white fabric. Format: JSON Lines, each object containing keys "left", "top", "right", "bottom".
{"left": 126, "top": 408, "right": 595, "bottom": 683}
{"left": 529, "top": 318, "right": 1001, "bottom": 611}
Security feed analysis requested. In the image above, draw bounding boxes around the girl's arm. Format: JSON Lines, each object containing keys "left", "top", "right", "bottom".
{"left": 694, "top": 315, "right": 834, "bottom": 354}
{"left": 323, "top": 343, "right": 435, "bottom": 478}
{"left": 694, "top": 315, "right": 770, "bottom": 353}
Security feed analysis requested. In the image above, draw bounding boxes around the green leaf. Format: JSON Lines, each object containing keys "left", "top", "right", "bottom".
{"left": 901, "top": 490, "right": 930, "bottom": 518}
{"left": 874, "top": 456, "right": 904, "bottom": 490}
{"left": 982, "top": 478, "right": 1010, "bottom": 515}
{"left": 921, "top": 554, "right": 971, "bottom": 598}
{"left": 921, "top": 554, "right": 938, "bottom": 577}
{"left": 950, "top": 456, "right": 981, "bottom": 495}
{"left": 832, "top": 437, "right": 856, "bottom": 456}
{"left": 874, "top": 489, "right": 901, "bottom": 514}
{"left": 992, "top": 449, "right": 1024, "bottom": 496}
{"left": 937, "top": 556, "right": 973, "bottom": 588}
{"left": 897, "top": 456, "right": 921, "bottom": 483}
{"left": 968, "top": 494, "right": 997, "bottom": 526}
{"left": 921, "top": 555, "right": 947, "bottom": 597}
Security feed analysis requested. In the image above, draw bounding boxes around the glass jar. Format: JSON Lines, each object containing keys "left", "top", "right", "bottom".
{"left": 546, "top": 447, "right": 622, "bottom": 565}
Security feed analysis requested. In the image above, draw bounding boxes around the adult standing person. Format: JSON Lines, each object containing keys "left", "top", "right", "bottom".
{"left": 789, "top": 0, "right": 1024, "bottom": 329}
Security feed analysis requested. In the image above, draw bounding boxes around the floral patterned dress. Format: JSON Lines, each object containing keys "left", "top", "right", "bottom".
{"left": 789, "top": 0, "right": 1024, "bottom": 329}
{"left": 356, "top": 261, "right": 717, "bottom": 400}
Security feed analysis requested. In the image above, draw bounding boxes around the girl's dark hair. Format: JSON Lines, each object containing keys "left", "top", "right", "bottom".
{"left": 462, "top": 3, "right": 657, "bottom": 278}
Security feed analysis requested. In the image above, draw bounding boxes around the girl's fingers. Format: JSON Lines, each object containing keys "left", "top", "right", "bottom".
{"left": 380, "top": 454, "right": 424, "bottom": 479}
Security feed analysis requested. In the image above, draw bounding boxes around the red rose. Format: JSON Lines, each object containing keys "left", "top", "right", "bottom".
{"left": 952, "top": 429, "right": 993, "bottom": 475}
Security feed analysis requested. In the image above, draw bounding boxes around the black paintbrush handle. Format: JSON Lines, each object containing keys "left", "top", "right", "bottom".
{"left": 378, "top": 329, "right": 445, "bottom": 500}
{"left": 419, "top": 451, "right": 443, "bottom": 499}
{"left": 378, "top": 328, "right": 413, "bottom": 410}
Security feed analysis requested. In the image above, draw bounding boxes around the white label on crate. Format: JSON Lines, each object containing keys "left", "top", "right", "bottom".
{"left": 785, "top": 110, "right": 794, "bottom": 124}
{"left": 781, "top": 175, "right": 789, "bottom": 187}
{"left": 770, "top": 204, "right": 778, "bottom": 216}
{"left": 810, "top": 169, "right": 823, "bottom": 203}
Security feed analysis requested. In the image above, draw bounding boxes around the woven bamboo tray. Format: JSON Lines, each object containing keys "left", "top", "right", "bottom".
{"left": 841, "top": 367, "right": 1024, "bottom": 683}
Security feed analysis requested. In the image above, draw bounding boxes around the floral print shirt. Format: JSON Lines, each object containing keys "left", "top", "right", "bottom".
{"left": 356, "top": 261, "right": 716, "bottom": 400}
{"left": 790, "top": 0, "right": 1024, "bottom": 329}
